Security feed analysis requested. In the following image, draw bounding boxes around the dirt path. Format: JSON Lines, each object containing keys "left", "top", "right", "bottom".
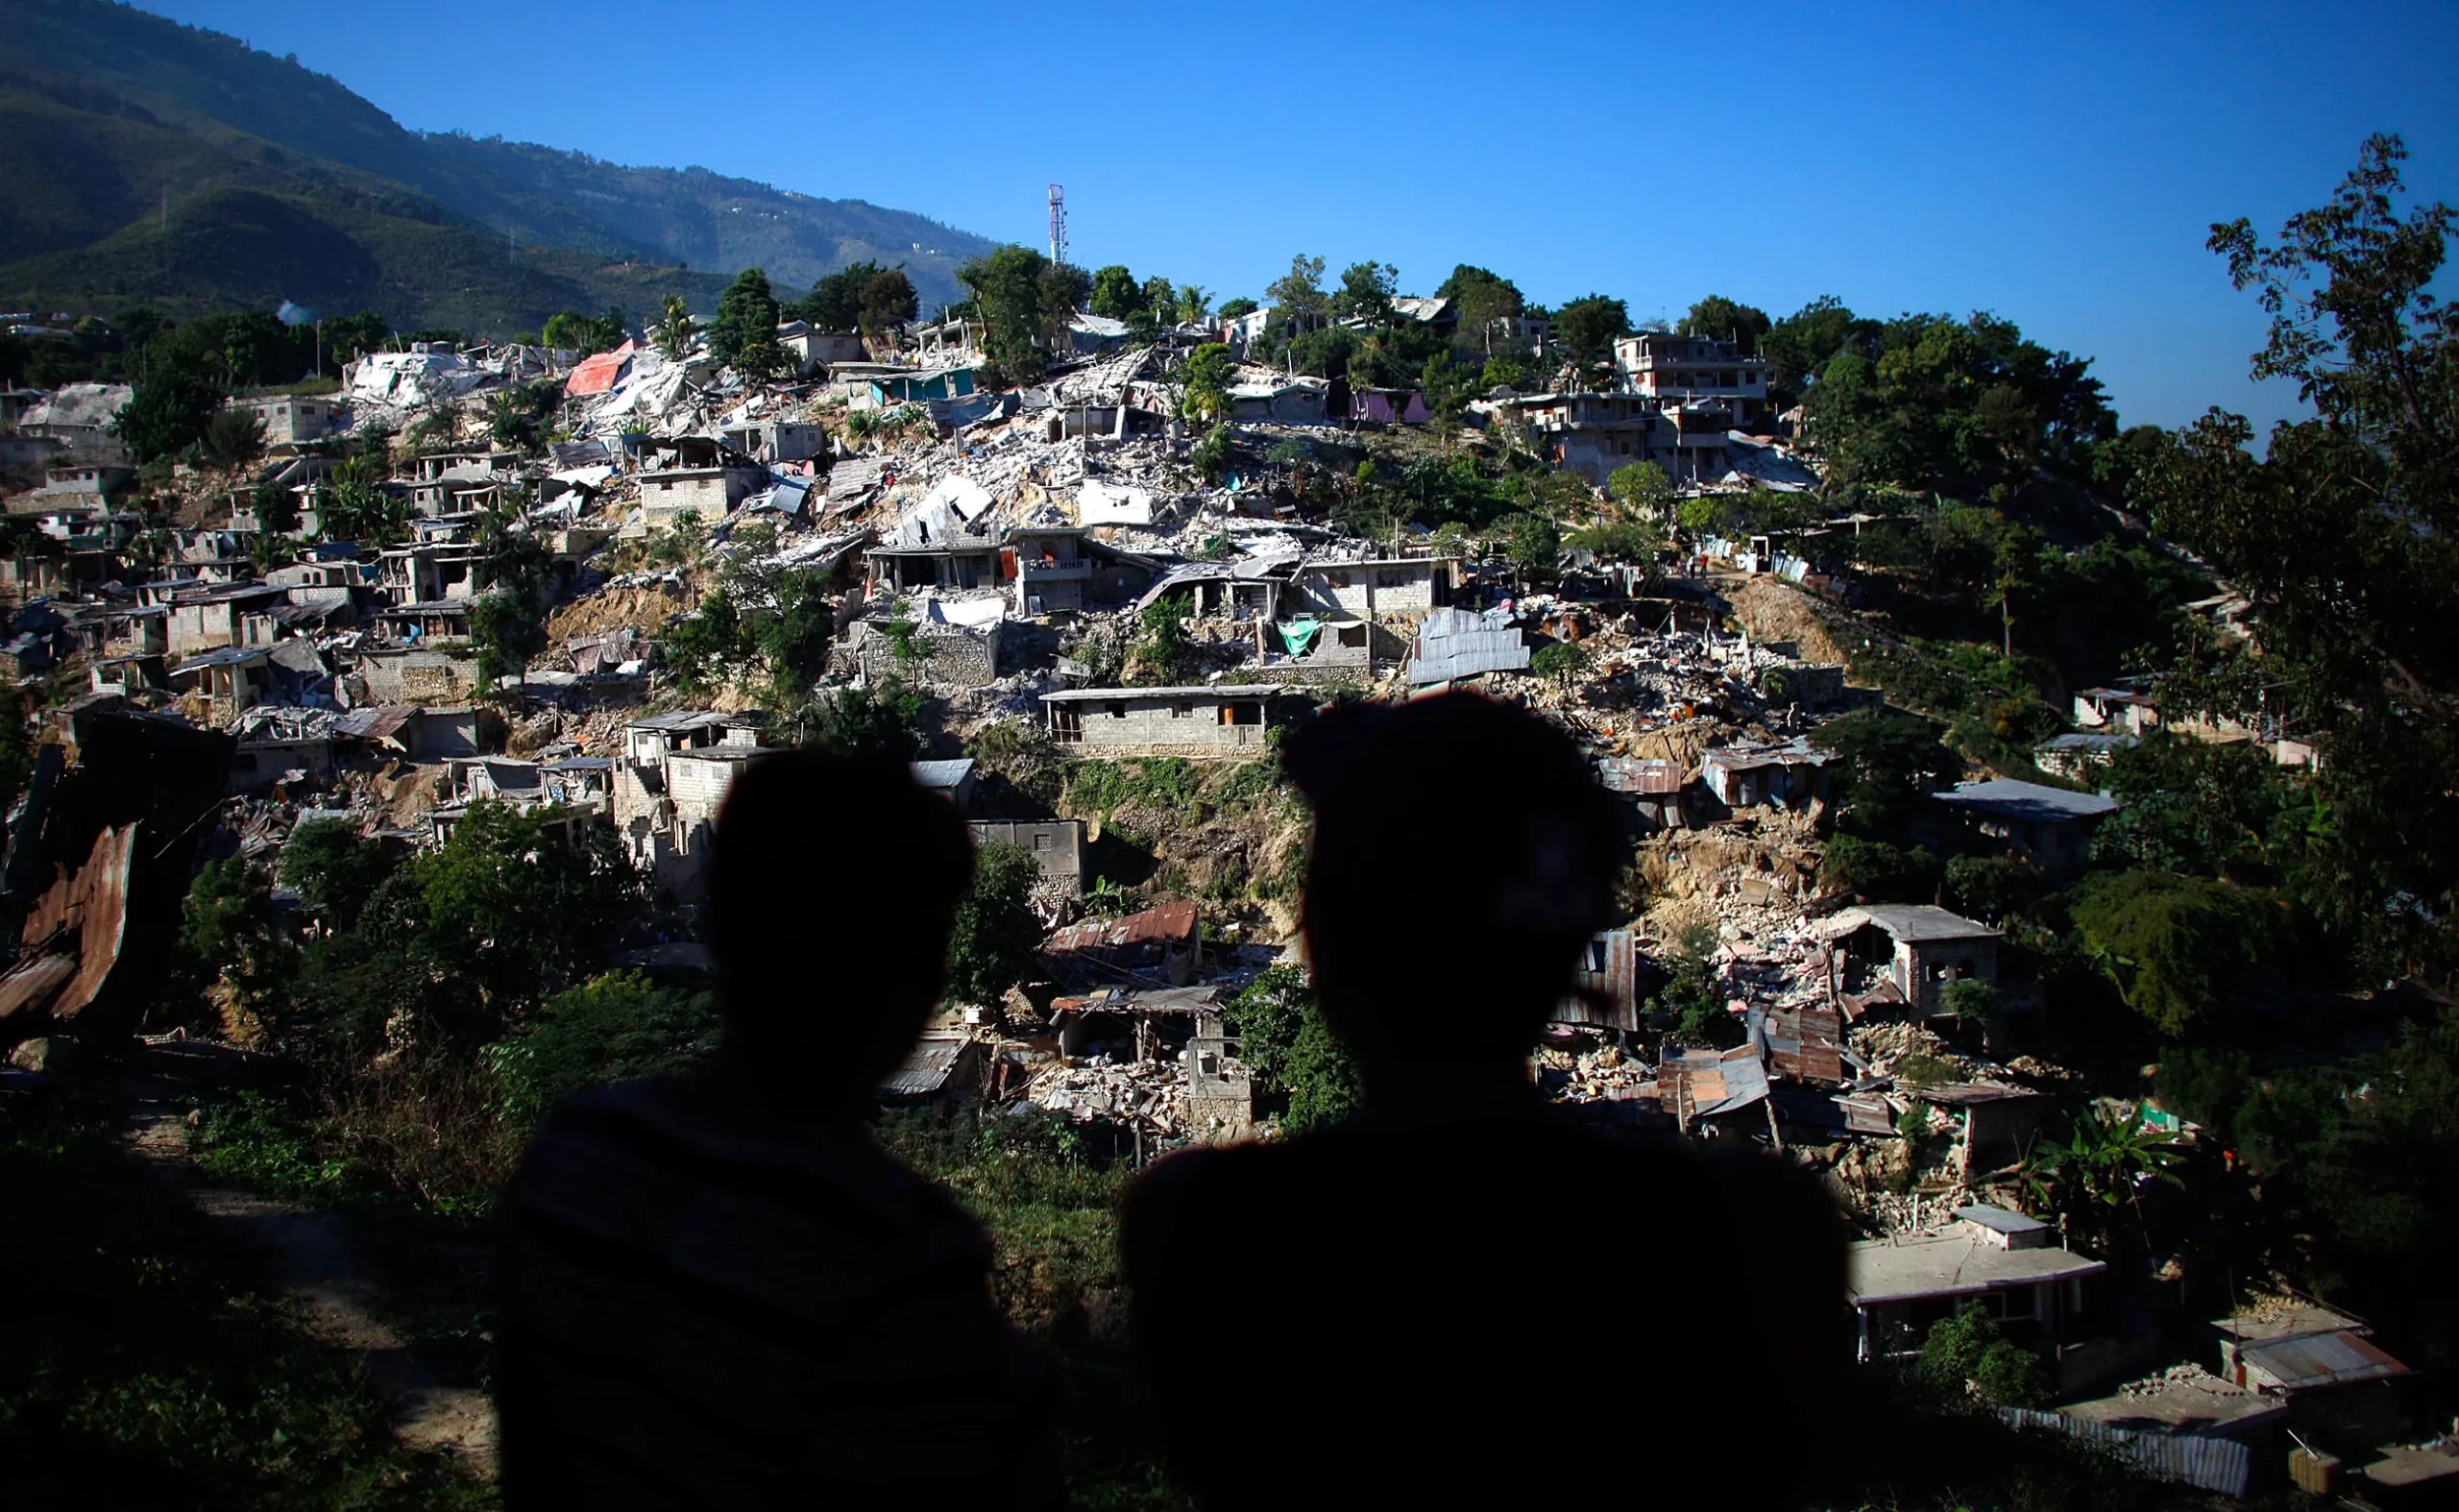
{"left": 110, "top": 1041, "right": 499, "bottom": 1480}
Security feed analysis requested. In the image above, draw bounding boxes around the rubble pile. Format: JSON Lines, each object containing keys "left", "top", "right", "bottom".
{"left": 1019, "top": 1058, "right": 1188, "bottom": 1132}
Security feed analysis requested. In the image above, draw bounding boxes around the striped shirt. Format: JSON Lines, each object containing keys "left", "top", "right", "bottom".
{"left": 497, "top": 1075, "right": 1055, "bottom": 1509}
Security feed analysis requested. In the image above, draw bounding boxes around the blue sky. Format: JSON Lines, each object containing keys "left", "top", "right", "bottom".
{"left": 147, "top": 1, "right": 2459, "bottom": 435}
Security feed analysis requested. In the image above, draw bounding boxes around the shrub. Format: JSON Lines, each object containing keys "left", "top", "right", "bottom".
{"left": 946, "top": 844, "right": 1042, "bottom": 1008}
{"left": 488, "top": 972, "right": 718, "bottom": 1126}
{"left": 1917, "top": 1309, "right": 2051, "bottom": 1409}
{"left": 1226, "top": 967, "right": 1362, "bottom": 1134}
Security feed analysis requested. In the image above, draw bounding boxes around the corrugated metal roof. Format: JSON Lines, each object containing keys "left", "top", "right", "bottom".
{"left": 333, "top": 704, "right": 416, "bottom": 742}
{"left": 2241, "top": 1329, "right": 2408, "bottom": 1390}
{"left": 1595, "top": 757, "right": 1685, "bottom": 795}
{"left": 1914, "top": 1081, "right": 2044, "bottom": 1107}
{"left": 1658, "top": 1042, "right": 1768, "bottom": 1119}
{"left": 1999, "top": 1409, "right": 2251, "bottom": 1498}
{"left": 878, "top": 1033, "right": 973, "bottom": 1098}
{"left": 1046, "top": 900, "right": 1201, "bottom": 953}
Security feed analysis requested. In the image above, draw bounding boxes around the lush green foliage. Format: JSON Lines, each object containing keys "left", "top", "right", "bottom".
{"left": 946, "top": 843, "right": 1043, "bottom": 1009}
{"left": 1799, "top": 305, "right": 2115, "bottom": 500}
{"left": 2068, "top": 870, "right": 2279, "bottom": 1035}
{"left": 799, "top": 678, "right": 927, "bottom": 761}
{"left": 487, "top": 971, "right": 718, "bottom": 1125}
{"left": 1914, "top": 1310, "right": 2050, "bottom": 1409}
{"left": 1225, "top": 967, "right": 1362, "bottom": 1134}
{"left": 2132, "top": 134, "right": 2459, "bottom": 984}
{"left": 709, "top": 266, "right": 787, "bottom": 378}
{"left": 278, "top": 818, "right": 399, "bottom": 931}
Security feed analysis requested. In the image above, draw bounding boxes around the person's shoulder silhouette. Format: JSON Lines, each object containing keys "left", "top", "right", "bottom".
{"left": 498, "top": 748, "right": 1055, "bottom": 1509}
{"left": 1121, "top": 695, "right": 1844, "bottom": 1509}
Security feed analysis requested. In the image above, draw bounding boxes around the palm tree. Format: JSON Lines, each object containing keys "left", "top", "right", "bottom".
{"left": 2021, "top": 1106, "right": 2184, "bottom": 1253}
{"left": 654, "top": 295, "right": 694, "bottom": 362}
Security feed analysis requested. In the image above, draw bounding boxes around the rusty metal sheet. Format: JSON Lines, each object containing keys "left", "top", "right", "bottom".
{"left": 1046, "top": 900, "right": 1200, "bottom": 953}
{"left": 13, "top": 822, "right": 134, "bottom": 1024}
{"left": 0, "top": 952, "right": 76, "bottom": 1022}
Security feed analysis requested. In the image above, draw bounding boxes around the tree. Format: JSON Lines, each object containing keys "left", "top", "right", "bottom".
{"left": 178, "top": 857, "right": 295, "bottom": 1038}
{"left": 654, "top": 294, "right": 694, "bottom": 361}
{"left": 489, "top": 972, "right": 718, "bottom": 1126}
{"left": 1437, "top": 264, "right": 1526, "bottom": 355}
{"left": 112, "top": 349, "right": 220, "bottom": 462}
{"left": 2020, "top": 1105, "right": 2184, "bottom": 1255}
{"left": 1763, "top": 295, "right": 1880, "bottom": 401}
{"left": 1529, "top": 642, "right": 1588, "bottom": 686}
{"left": 1677, "top": 295, "right": 1772, "bottom": 353}
{"left": 2069, "top": 870, "right": 2280, "bottom": 1036}
{"left": 406, "top": 799, "right": 638, "bottom": 1023}
{"left": 1815, "top": 709, "right": 1959, "bottom": 841}
{"left": 1333, "top": 261, "right": 1399, "bottom": 326}
{"left": 470, "top": 506, "right": 552, "bottom": 695}
{"left": 201, "top": 406, "right": 264, "bottom": 467}
{"left": 279, "top": 818, "right": 399, "bottom": 932}
{"left": 1175, "top": 284, "right": 1210, "bottom": 326}
{"left": 1088, "top": 265, "right": 1140, "bottom": 319}
{"left": 858, "top": 267, "right": 917, "bottom": 340}
{"left": 317, "top": 454, "right": 407, "bottom": 546}
{"left": 958, "top": 245, "right": 1060, "bottom": 385}
{"left": 802, "top": 680, "right": 925, "bottom": 761}
{"left": 711, "top": 267, "right": 787, "bottom": 378}
{"left": 1606, "top": 460, "right": 1673, "bottom": 521}
{"left": 1178, "top": 342, "right": 1234, "bottom": 424}
{"left": 946, "top": 843, "right": 1041, "bottom": 1008}
{"left": 1265, "top": 255, "right": 1331, "bottom": 335}
{"left": 1133, "top": 593, "right": 1197, "bottom": 684}
{"left": 2134, "top": 134, "right": 2459, "bottom": 984}
{"left": 1914, "top": 1311, "right": 2050, "bottom": 1410}
{"left": 1226, "top": 966, "right": 1362, "bottom": 1134}
{"left": 1419, "top": 350, "right": 1478, "bottom": 441}
{"left": 799, "top": 259, "right": 884, "bottom": 331}
{"left": 541, "top": 310, "right": 591, "bottom": 351}
{"left": 1504, "top": 512, "right": 1562, "bottom": 580}
{"left": 250, "top": 478, "right": 300, "bottom": 536}
{"left": 1569, "top": 518, "right": 1664, "bottom": 565}
{"left": 1550, "top": 294, "right": 1631, "bottom": 387}
{"left": 1217, "top": 298, "right": 1258, "bottom": 322}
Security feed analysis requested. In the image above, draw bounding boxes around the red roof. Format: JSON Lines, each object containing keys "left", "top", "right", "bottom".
{"left": 563, "top": 340, "right": 635, "bottom": 397}
{"left": 1045, "top": 900, "right": 1201, "bottom": 954}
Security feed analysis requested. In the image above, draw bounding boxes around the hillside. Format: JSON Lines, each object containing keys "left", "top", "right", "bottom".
{"left": 0, "top": 0, "right": 996, "bottom": 322}
{"left": 0, "top": 183, "right": 737, "bottom": 335}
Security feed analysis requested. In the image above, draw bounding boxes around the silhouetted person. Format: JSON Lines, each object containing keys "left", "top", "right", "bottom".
{"left": 1122, "top": 694, "right": 1845, "bottom": 1509}
{"left": 498, "top": 750, "right": 1054, "bottom": 1508}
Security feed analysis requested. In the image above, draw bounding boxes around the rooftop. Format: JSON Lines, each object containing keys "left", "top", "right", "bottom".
{"left": 1936, "top": 778, "right": 2120, "bottom": 823}
{"left": 2240, "top": 1329, "right": 2409, "bottom": 1391}
{"left": 1847, "top": 1230, "right": 2104, "bottom": 1305}
{"left": 1828, "top": 904, "right": 2000, "bottom": 944}
{"left": 1042, "top": 684, "right": 1287, "bottom": 703}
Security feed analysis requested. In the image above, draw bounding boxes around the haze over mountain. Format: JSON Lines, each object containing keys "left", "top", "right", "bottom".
{"left": 0, "top": 0, "right": 998, "bottom": 332}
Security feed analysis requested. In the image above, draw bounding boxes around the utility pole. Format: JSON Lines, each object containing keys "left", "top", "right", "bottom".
{"left": 1046, "top": 184, "right": 1067, "bottom": 268}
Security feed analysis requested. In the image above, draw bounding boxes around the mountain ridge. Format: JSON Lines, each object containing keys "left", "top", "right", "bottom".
{"left": 0, "top": 0, "right": 1000, "bottom": 329}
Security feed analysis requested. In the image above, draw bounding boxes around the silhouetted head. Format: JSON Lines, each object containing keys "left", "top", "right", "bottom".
{"left": 1282, "top": 693, "right": 1623, "bottom": 1076}
{"left": 709, "top": 748, "right": 973, "bottom": 1115}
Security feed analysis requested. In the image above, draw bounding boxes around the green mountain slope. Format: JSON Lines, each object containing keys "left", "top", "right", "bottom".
{"left": 0, "top": 182, "right": 735, "bottom": 334}
{"left": 0, "top": 0, "right": 999, "bottom": 315}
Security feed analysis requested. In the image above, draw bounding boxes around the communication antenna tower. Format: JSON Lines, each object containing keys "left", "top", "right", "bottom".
{"left": 1047, "top": 184, "right": 1068, "bottom": 267}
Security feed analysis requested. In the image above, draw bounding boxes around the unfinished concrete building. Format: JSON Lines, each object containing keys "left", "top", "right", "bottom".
{"left": 1042, "top": 685, "right": 1290, "bottom": 757}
